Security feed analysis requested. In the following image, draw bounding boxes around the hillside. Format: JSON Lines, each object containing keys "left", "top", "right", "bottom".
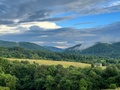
{"left": 64, "top": 44, "right": 82, "bottom": 53}
{"left": 1, "top": 40, "right": 120, "bottom": 59}
{"left": 65, "top": 42, "right": 120, "bottom": 58}
{"left": 0, "top": 40, "right": 50, "bottom": 51}
{"left": 0, "top": 40, "right": 17, "bottom": 47}
{"left": 82, "top": 42, "right": 115, "bottom": 54}
{"left": 18, "top": 42, "right": 49, "bottom": 51}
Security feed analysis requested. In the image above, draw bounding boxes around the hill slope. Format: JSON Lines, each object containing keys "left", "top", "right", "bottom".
{"left": 65, "top": 42, "right": 120, "bottom": 58}
{"left": 18, "top": 42, "right": 49, "bottom": 51}
{"left": 0, "top": 40, "right": 17, "bottom": 47}
{"left": 0, "top": 40, "right": 50, "bottom": 51}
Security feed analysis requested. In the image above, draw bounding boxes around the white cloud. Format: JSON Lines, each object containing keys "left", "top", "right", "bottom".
{"left": 19, "top": 21, "right": 61, "bottom": 30}
{"left": 75, "top": 41, "right": 84, "bottom": 44}
{"left": 32, "top": 41, "right": 45, "bottom": 45}
{"left": 37, "top": 22, "right": 61, "bottom": 29}
{"left": 109, "top": 1, "right": 120, "bottom": 7}
{"left": 0, "top": 25, "right": 20, "bottom": 35}
{"left": 55, "top": 46, "right": 68, "bottom": 49}
{"left": 40, "top": 35, "right": 48, "bottom": 38}
{"left": 53, "top": 41, "right": 68, "bottom": 44}
{"left": 0, "top": 21, "right": 61, "bottom": 35}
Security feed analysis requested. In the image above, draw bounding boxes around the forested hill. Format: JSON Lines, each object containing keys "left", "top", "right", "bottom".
{"left": 0, "top": 46, "right": 93, "bottom": 63}
{"left": 0, "top": 40, "right": 50, "bottom": 51}
{"left": 1, "top": 40, "right": 120, "bottom": 58}
{"left": 18, "top": 42, "right": 49, "bottom": 51}
{"left": 65, "top": 42, "right": 120, "bottom": 58}
{"left": 0, "top": 40, "right": 17, "bottom": 47}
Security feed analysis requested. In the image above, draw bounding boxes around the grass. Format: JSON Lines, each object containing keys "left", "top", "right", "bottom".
{"left": 97, "top": 66, "right": 106, "bottom": 70}
{"left": 102, "top": 88, "right": 120, "bottom": 90}
{"left": 116, "top": 88, "right": 120, "bottom": 90}
{"left": 7, "top": 58, "right": 91, "bottom": 68}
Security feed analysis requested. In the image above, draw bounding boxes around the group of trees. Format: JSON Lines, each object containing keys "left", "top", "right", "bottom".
{"left": 0, "top": 58, "right": 120, "bottom": 90}
{"left": 0, "top": 46, "right": 120, "bottom": 65}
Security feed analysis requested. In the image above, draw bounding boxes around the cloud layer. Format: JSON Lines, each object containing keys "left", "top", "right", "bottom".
{"left": 0, "top": 21, "right": 120, "bottom": 48}
{"left": 0, "top": 0, "right": 120, "bottom": 48}
{"left": 0, "top": 0, "right": 120, "bottom": 25}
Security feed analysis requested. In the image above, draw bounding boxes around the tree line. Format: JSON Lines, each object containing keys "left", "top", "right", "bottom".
{"left": 0, "top": 46, "right": 120, "bottom": 65}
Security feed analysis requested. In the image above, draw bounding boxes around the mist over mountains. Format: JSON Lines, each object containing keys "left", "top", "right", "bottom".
{"left": 0, "top": 40, "right": 120, "bottom": 58}
{"left": 65, "top": 42, "right": 120, "bottom": 58}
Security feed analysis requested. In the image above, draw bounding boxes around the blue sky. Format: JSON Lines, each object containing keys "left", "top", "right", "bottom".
{"left": 0, "top": 0, "right": 120, "bottom": 48}
{"left": 57, "top": 11, "right": 120, "bottom": 29}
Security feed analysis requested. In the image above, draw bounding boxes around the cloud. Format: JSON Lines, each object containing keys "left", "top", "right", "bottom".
{"left": 53, "top": 41, "right": 68, "bottom": 44}
{"left": 0, "top": 21, "right": 61, "bottom": 35}
{"left": 55, "top": 46, "right": 68, "bottom": 49}
{"left": 32, "top": 41, "right": 45, "bottom": 45}
{"left": 40, "top": 35, "right": 48, "bottom": 38}
{"left": 0, "top": 0, "right": 120, "bottom": 48}
{"left": 0, "top": 25, "right": 20, "bottom": 35}
{"left": 74, "top": 22, "right": 95, "bottom": 25}
{"left": 0, "top": 0, "right": 120, "bottom": 25}
{"left": 19, "top": 22, "right": 61, "bottom": 29}
{"left": 109, "top": 1, "right": 120, "bottom": 7}
{"left": 0, "top": 21, "right": 120, "bottom": 48}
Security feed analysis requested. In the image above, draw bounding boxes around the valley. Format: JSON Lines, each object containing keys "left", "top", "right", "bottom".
{"left": 0, "top": 40, "right": 120, "bottom": 90}
{"left": 0, "top": 0, "right": 120, "bottom": 89}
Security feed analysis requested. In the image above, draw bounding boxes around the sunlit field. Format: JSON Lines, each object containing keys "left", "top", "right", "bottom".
{"left": 7, "top": 58, "right": 91, "bottom": 68}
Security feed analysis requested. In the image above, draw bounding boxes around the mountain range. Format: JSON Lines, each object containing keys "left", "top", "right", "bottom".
{"left": 0, "top": 40, "right": 63, "bottom": 52}
{"left": 0, "top": 40, "right": 120, "bottom": 58}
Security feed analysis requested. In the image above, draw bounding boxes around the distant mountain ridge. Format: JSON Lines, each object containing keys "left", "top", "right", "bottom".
{"left": 1, "top": 40, "right": 120, "bottom": 58}
{"left": 0, "top": 40, "right": 50, "bottom": 51}
{"left": 0, "top": 40, "right": 17, "bottom": 47}
{"left": 64, "top": 44, "right": 82, "bottom": 53}
{"left": 44, "top": 46, "right": 64, "bottom": 52}
{"left": 65, "top": 42, "right": 120, "bottom": 58}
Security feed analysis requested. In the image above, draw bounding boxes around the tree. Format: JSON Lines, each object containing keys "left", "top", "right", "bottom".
{"left": 0, "top": 86, "right": 10, "bottom": 90}
{"left": 5, "top": 74, "right": 16, "bottom": 90}
{"left": 79, "top": 78, "right": 87, "bottom": 90}
{"left": 45, "top": 75, "right": 54, "bottom": 90}
{"left": 0, "top": 68, "right": 16, "bottom": 90}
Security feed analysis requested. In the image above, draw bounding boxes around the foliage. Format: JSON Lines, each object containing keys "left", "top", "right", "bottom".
{"left": 0, "top": 58, "right": 120, "bottom": 90}
{"left": 1, "top": 46, "right": 120, "bottom": 65}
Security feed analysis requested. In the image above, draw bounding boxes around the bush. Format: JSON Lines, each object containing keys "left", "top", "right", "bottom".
{"left": 109, "top": 84, "right": 116, "bottom": 89}
{"left": 0, "top": 86, "right": 10, "bottom": 90}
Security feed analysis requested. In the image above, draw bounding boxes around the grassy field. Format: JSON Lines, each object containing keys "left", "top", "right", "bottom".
{"left": 7, "top": 58, "right": 91, "bottom": 68}
{"left": 102, "top": 88, "right": 120, "bottom": 90}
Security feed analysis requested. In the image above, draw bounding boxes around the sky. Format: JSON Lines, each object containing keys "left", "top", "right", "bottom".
{"left": 0, "top": 0, "right": 120, "bottom": 48}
